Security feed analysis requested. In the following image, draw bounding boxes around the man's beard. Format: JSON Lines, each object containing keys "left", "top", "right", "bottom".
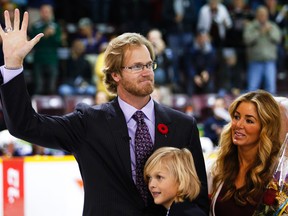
{"left": 121, "top": 77, "right": 154, "bottom": 97}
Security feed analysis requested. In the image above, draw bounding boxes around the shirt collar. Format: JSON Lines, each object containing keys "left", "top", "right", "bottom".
{"left": 118, "top": 96, "right": 155, "bottom": 123}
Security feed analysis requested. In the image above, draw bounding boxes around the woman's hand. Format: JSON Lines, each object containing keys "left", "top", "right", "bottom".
{"left": 0, "top": 9, "right": 44, "bottom": 69}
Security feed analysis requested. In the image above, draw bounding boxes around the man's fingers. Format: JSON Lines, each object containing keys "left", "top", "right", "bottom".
{"left": 20, "top": 11, "right": 29, "bottom": 32}
{"left": 13, "top": 9, "right": 20, "bottom": 31}
{"left": 4, "top": 10, "right": 12, "bottom": 30}
{"left": 30, "top": 33, "right": 44, "bottom": 45}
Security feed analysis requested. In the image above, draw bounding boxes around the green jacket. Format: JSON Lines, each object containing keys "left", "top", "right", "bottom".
{"left": 29, "top": 20, "right": 62, "bottom": 65}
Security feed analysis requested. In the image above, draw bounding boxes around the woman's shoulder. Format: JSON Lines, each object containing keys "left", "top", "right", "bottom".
{"left": 204, "top": 151, "right": 218, "bottom": 195}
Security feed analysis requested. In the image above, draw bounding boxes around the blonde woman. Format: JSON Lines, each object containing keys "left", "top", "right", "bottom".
{"left": 144, "top": 147, "right": 205, "bottom": 216}
{"left": 207, "top": 90, "right": 281, "bottom": 216}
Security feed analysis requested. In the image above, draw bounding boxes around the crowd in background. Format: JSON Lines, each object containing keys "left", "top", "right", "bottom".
{"left": 0, "top": 0, "right": 288, "bottom": 157}
{"left": 1, "top": 0, "right": 287, "bottom": 95}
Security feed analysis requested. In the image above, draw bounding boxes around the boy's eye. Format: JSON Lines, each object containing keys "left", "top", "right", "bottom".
{"left": 156, "top": 175, "right": 163, "bottom": 180}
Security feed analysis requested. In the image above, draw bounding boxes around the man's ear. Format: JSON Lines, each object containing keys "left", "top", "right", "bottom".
{"left": 111, "top": 72, "right": 120, "bottom": 82}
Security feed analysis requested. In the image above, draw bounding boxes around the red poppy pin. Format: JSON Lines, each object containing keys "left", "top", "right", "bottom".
{"left": 157, "top": 123, "right": 168, "bottom": 136}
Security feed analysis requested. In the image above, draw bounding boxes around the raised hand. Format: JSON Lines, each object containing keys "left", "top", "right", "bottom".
{"left": 0, "top": 9, "right": 44, "bottom": 69}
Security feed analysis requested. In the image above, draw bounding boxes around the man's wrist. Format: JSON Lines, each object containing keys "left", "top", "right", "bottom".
{"left": 1, "top": 65, "right": 24, "bottom": 84}
{"left": 4, "top": 65, "right": 23, "bottom": 70}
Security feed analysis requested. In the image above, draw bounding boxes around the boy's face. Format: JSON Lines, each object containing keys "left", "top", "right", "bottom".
{"left": 147, "top": 165, "right": 179, "bottom": 209}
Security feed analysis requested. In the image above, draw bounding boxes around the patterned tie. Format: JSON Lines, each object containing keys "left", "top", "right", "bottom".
{"left": 132, "top": 110, "right": 154, "bottom": 205}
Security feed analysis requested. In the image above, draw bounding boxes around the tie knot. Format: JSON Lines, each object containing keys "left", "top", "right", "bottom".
{"left": 132, "top": 111, "right": 145, "bottom": 123}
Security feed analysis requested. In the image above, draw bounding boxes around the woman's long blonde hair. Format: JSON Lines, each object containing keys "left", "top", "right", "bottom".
{"left": 212, "top": 90, "right": 281, "bottom": 206}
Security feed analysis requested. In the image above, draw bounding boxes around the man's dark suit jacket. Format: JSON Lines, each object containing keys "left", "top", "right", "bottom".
{"left": 0, "top": 73, "right": 209, "bottom": 216}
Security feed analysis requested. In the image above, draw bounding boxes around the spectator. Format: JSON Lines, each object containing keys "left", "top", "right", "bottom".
{"left": 203, "top": 96, "right": 230, "bottom": 147}
{"left": 94, "top": 41, "right": 113, "bottom": 99}
{"left": 221, "top": 48, "right": 242, "bottom": 95}
{"left": 225, "top": 0, "right": 254, "bottom": 93}
{"left": 243, "top": 5, "right": 281, "bottom": 94}
{"left": 146, "top": 28, "right": 172, "bottom": 86}
{"left": 162, "top": 0, "right": 198, "bottom": 93}
{"left": 197, "top": 0, "right": 232, "bottom": 93}
{"left": 0, "top": 129, "right": 21, "bottom": 157}
{"left": 26, "top": 0, "right": 55, "bottom": 28}
{"left": 264, "top": 0, "right": 287, "bottom": 77}
{"left": 58, "top": 39, "right": 96, "bottom": 96}
{"left": 248, "top": 0, "right": 265, "bottom": 11}
{"left": 29, "top": 144, "right": 51, "bottom": 156}
{"left": 75, "top": 17, "right": 108, "bottom": 55}
{"left": 189, "top": 30, "right": 216, "bottom": 95}
{"left": 94, "top": 90, "right": 109, "bottom": 105}
{"left": 197, "top": 0, "right": 232, "bottom": 49}
{"left": 150, "top": 85, "right": 163, "bottom": 104}
{"left": 265, "top": 0, "right": 286, "bottom": 27}
{"left": 29, "top": 4, "right": 62, "bottom": 95}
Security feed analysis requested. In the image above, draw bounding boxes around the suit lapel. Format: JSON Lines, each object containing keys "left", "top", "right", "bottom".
{"left": 104, "top": 99, "right": 133, "bottom": 181}
{"left": 154, "top": 102, "right": 173, "bottom": 149}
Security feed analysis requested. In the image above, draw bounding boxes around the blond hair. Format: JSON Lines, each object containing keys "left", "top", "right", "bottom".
{"left": 144, "top": 147, "right": 201, "bottom": 202}
{"left": 212, "top": 90, "right": 281, "bottom": 206}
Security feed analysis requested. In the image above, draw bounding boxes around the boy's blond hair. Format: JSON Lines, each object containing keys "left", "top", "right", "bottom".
{"left": 144, "top": 147, "right": 201, "bottom": 202}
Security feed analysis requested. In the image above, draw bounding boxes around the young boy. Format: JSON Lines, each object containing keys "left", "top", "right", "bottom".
{"left": 144, "top": 147, "right": 206, "bottom": 216}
